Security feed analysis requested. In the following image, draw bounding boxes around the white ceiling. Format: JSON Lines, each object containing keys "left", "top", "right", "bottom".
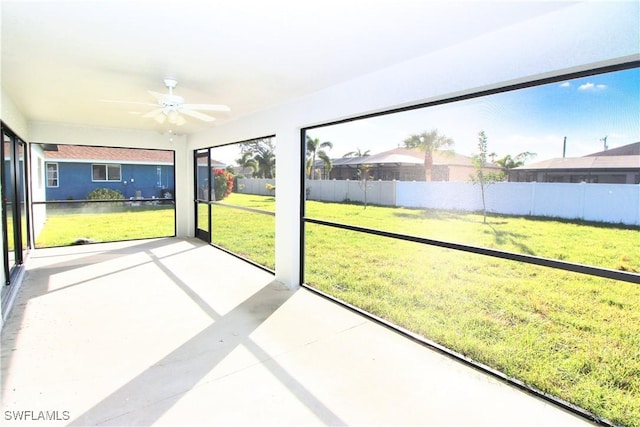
{"left": 1, "top": 0, "right": 574, "bottom": 135}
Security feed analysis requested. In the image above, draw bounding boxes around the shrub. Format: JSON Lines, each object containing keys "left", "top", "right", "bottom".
{"left": 265, "top": 183, "right": 275, "bottom": 194}
{"left": 87, "top": 188, "right": 124, "bottom": 200}
{"left": 213, "top": 168, "right": 234, "bottom": 200}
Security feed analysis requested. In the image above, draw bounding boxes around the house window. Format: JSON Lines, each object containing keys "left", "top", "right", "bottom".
{"left": 92, "top": 164, "right": 121, "bottom": 181}
{"left": 46, "top": 162, "right": 58, "bottom": 187}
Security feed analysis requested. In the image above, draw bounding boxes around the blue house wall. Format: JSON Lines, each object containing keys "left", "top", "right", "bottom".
{"left": 46, "top": 162, "right": 174, "bottom": 201}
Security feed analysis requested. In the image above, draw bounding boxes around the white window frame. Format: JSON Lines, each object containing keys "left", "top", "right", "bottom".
{"left": 46, "top": 162, "right": 59, "bottom": 187}
{"left": 92, "top": 163, "right": 121, "bottom": 182}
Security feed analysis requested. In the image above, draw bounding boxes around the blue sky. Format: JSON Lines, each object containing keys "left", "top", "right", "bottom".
{"left": 307, "top": 66, "right": 639, "bottom": 163}
{"left": 212, "top": 67, "right": 638, "bottom": 165}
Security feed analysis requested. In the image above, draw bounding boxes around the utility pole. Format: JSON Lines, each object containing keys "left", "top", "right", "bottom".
{"left": 562, "top": 136, "right": 567, "bottom": 158}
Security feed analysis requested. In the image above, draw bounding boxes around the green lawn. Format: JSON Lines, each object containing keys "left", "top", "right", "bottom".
{"left": 35, "top": 205, "right": 175, "bottom": 247}
{"left": 228, "top": 193, "right": 640, "bottom": 427}
{"left": 305, "top": 200, "right": 639, "bottom": 273}
{"left": 210, "top": 202, "right": 275, "bottom": 269}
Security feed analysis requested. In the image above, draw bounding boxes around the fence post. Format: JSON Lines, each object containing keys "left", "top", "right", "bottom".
{"left": 530, "top": 182, "right": 536, "bottom": 216}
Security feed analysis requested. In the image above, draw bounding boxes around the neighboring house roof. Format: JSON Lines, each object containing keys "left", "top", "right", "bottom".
{"left": 513, "top": 155, "right": 640, "bottom": 171}
{"left": 332, "top": 148, "right": 499, "bottom": 168}
{"left": 196, "top": 156, "right": 226, "bottom": 168}
{"left": 513, "top": 142, "right": 640, "bottom": 171}
{"left": 43, "top": 144, "right": 174, "bottom": 165}
{"left": 585, "top": 142, "right": 640, "bottom": 157}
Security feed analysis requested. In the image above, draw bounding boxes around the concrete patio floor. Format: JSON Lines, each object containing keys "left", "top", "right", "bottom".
{"left": 1, "top": 238, "right": 595, "bottom": 426}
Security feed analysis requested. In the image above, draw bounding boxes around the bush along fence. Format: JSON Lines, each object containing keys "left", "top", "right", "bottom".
{"left": 236, "top": 178, "right": 640, "bottom": 226}
{"left": 236, "top": 178, "right": 276, "bottom": 196}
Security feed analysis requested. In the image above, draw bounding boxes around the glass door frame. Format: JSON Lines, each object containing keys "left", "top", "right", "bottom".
{"left": 194, "top": 149, "right": 211, "bottom": 242}
{"left": 1, "top": 122, "right": 29, "bottom": 286}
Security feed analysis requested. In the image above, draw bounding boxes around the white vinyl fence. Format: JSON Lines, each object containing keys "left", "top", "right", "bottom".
{"left": 304, "top": 180, "right": 640, "bottom": 226}
{"left": 306, "top": 179, "right": 397, "bottom": 206}
{"left": 396, "top": 181, "right": 640, "bottom": 226}
{"left": 237, "top": 178, "right": 640, "bottom": 226}
{"left": 236, "top": 178, "right": 276, "bottom": 196}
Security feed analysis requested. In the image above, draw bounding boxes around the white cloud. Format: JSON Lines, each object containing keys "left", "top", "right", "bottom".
{"left": 578, "top": 82, "right": 607, "bottom": 91}
{"left": 559, "top": 82, "right": 570, "bottom": 88}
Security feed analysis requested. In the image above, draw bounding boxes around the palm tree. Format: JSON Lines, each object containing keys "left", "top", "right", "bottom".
{"left": 235, "top": 151, "right": 258, "bottom": 177}
{"left": 343, "top": 148, "right": 370, "bottom": 158}
{"left": 305, "top": 136, "right": 333, "bottom": 180}
{"left": 316, "top": 150, "right": 333, "bottom": 179}
{"left": 403, "top": 129, "right": 454, "bottom": 181}
{"left": 237, "top": 138, "right": 276, "bottom": 178}
{"left": 494, "top": 152, "right": 536, "bottom": 177}
{"left": 254, "top": 147, "right": 276, "bottom": 178}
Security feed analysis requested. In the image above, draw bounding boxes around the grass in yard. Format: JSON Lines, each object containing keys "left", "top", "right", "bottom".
{"left": 305, "top": 200, "right": 640, "bottom": 273}
{"left": 210, "top": 203, "right": 275, "bottom": 270}
{"left": 218, "top": 194, "right": 276, "bottom": 211}
{"left": 226, "top": 193, "right": 640, "bottom": 426}
{"left": 305, "top": 224, "right": 640, "bottom": 427}
{"left": 35, "top": 205, "right": 175, "bottom": 247}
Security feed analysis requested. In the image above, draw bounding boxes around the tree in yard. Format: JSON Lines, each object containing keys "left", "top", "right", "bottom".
{"left": 254, "top": 146, "right": 276, "bottom": 178}
{"left": 213, "top": 168, "right": 234, "bottom": 200}
{"left": 235, "top": 151, "right": 259, "bottom": 177}
{"left": 358, "top": 163, "right": 373, "bottom": 209}
{"left": 403, "top": 129, "right": 455, "bottom": 181}
{"left": 306, "top": 136, "right": 333, "bottom": 180}
{"left": 238, "top": 138, "right": 276, "bottom": 178}
{"left": 470, "top": 131, "right": 502, "bottom": 224}
{"left": 493, "top": 152, "right": 536, "bottom": 178}
{"left": 343, "top": 148, "right": 371, "bottom": 158}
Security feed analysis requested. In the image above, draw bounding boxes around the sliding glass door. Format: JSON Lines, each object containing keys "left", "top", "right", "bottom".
{"left": 1, "top": 124, "right": 29, "bottom": 286}
{"left": 193, "top": 138, "right": 276, "bottom": 271}
{"left": 194, "top": 149, "right": 212, "bottom": 242}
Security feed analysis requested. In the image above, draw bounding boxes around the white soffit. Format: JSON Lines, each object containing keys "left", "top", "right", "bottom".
{"left": 2, "top": 0, "right": 575, "bottom": 134}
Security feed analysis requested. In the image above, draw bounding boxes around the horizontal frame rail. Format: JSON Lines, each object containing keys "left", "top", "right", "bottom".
{"left": 33, "top": 198, "right": 175, "bottom": 204}
{"left": 198, "top": 200, "right": 276, "bottom": 216}
{"left": 304, "top": 217, "right": 640, "bottom": 285}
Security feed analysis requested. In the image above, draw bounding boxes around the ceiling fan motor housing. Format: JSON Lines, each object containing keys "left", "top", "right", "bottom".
{"left": 160, "top": 94, "right": 184, "bottom": 109}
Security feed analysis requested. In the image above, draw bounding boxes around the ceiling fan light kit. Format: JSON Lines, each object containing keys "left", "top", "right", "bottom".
{"left": 113, "top": 78, "right": 230, "bottom": 127}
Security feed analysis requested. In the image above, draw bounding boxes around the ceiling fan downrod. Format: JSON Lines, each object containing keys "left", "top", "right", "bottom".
{"left": 163, "top": 78, "right": 178, "bottom": 95}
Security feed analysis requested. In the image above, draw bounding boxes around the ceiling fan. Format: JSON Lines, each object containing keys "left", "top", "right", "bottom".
{"left": 107, "top": 79, "right": 230, "bottom": 126}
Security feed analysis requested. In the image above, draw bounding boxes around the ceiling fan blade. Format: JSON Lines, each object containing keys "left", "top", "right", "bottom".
{"left": 142, "top": 108, "right": 163, "bottom": 118}
{"left": 148, "top": 90, "right": 167, "bottom": 100}
{"left": 182, "top": 103, "right": 230, "bottom": 112}
{"left": 180, "top": 109, "right": 216, "bottom": 122}
{"left": 100, "top": 99, "right": 158, "bottom": 107}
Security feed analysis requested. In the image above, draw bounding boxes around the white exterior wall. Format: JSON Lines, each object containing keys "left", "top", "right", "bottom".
{"left": 1, "top": 87, "right": 29, "bottom": 139}
{"left": 29, "top": 144, "right": 48, "bottom": 240}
